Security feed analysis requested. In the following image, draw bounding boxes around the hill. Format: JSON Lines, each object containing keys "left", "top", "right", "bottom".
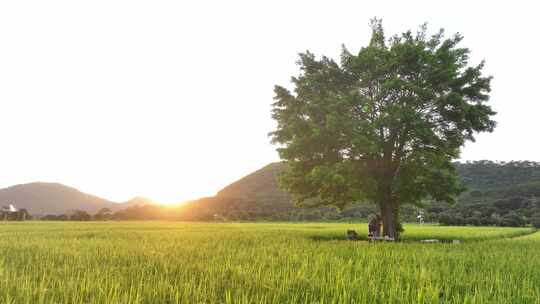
{"left": 105, "top": 160, "right": 540, "bottom": 225}
{"left": 456, "top": 160, "right": 540, "bottom": 191}
{"left": 203, "top": 160, "right": 540, "bottom": 224}
{"left": 216, "top": 163, "right": 291, "bottom": 214}
{"left": 4, "top": 161, "right": 540, "bottom": 226}
{"left": 435, "top": 161, "right": 540, "bottom": 226}
{"left": 0, "top": 183, "right": 150, "bottom": 215}
{"left": 116, "top": 196, "right": 155, "bottom": 210}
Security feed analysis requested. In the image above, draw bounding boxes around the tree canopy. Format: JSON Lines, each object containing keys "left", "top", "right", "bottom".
{"left": 270, "top": 19, "right": 496, "bottom": 238}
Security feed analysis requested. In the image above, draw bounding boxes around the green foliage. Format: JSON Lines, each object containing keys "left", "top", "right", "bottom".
{"left": 94, "top": 207, "right": 113, "bottom": 220}
{"left": 69, "top": 210, "right": 91, "bottom": 221}
{"left": 531, "top": 214, "right": 540, "bottom": 229}
{"left": 457, "top": 160, "right": 540, "bottom": 190}
{"left": 270, "top": 19, "right": 495, "bottom": 237}
{"left": 500, "top": 212, "right": 527, "bottom": 227}
{"left": 0, "top": 222, "right": 537, "bottom": 303}
{"left": 432, "top": 161, "right": 540, "bottom": 227}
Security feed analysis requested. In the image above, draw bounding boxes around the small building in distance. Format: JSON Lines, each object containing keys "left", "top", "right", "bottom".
{"left": 1, "top": 204, "right": 31, "bottom": 221}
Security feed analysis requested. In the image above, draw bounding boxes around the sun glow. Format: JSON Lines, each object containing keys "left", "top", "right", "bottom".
{"left": 156, "top": 201, "right": 184, "bottom": 207}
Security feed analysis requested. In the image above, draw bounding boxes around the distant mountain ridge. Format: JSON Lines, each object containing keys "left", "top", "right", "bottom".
{"left": 208, "top": 160, "right": 540, "bottom": 223}
{"left": 3, "top": 160, "right": 540, "bottom": 220}
{"left": 216, "top": 162, "right": 291, "bottom": 213}
{"left": 215, "top": 161, "right": 540, "bottom": 207}
{"left": 0, "top": 182, "right": 154, "bottom": 215}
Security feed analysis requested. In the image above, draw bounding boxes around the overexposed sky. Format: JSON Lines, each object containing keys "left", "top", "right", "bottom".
{"left": 1, "top": 1, "right": 539, "bottom": 203}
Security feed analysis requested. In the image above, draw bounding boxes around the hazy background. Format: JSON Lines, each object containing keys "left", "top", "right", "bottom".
{"left": 1, "top": 0, "right": 538, "bottom": 203}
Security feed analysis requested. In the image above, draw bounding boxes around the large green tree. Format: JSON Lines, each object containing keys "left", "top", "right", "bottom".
{"left": 270, "top": 20, "right": 496, "bottom": 239}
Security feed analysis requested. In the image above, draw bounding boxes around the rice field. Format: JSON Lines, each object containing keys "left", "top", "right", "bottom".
{"left": 0, "top": 222, "right": 538, "bottom": 303}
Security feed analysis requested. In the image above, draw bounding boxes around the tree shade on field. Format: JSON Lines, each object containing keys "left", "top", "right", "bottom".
{"left": 270, "top": 19, "right": 496, "bottom": 239}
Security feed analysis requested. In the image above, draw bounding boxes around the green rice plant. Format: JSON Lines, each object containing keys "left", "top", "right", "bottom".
{"left": 0, "top": 222, "right": 538, "bottom": 303}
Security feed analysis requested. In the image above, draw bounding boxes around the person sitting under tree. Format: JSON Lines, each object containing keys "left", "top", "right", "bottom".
{"left": 368, "top": 214, "right": 383, "bottom": 238}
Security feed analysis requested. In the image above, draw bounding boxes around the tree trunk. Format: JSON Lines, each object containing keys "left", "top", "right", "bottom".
{"left": 377, "top": 156, "right": 400, "bottom": 240}
{"left": 380, "top": 201, "right": 397, "bottom": 239}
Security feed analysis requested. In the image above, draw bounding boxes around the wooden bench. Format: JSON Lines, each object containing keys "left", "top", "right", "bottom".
{"left": 347, "top": 230, "right": 396, "bottom": 242}
{"left": 368, "top": 236, "right": 395, "bottom": 242}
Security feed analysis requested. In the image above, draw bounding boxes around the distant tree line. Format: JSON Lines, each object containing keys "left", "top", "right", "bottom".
{"left": 41, "top": 208, "right": 113, "bottom": 221}
{"left": 37, "top": 161, "right": 540, "bottom": 228}
{"left": 38, "top": 200, "right": 540, "bottom": 228}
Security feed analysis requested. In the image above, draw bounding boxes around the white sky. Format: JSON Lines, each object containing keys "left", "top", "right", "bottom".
{"left": 1, "top": 1, "right": 539, "bottom": 203}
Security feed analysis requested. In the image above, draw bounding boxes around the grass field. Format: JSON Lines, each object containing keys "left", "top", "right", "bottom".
{"left": 0, "top": 222, "right": 538, "bottom": 303}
